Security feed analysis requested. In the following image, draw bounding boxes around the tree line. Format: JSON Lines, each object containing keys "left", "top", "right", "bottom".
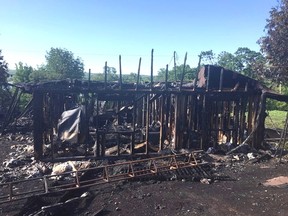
{"left": 1, "top": 0, "right": 288, "bottom": 113}
{"left": 4, "top": 46, "right": 278, "bottom": 84}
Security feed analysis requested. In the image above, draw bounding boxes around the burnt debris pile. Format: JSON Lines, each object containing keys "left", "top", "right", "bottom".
{"left": 15, "top": 65, "right": 287, "bottom": 161}
{"left": 1, "top": 64, "right": 287, "bottom": 162}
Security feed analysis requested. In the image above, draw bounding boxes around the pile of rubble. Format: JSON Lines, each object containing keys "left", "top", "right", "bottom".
{"left": 1, "top": 130, "right": 288, "bottom": 216}
{"left": 0, "top": 134, "right": 96, "bottom": 184}
{"left": 1, "top": 131, "right": 286, "bottom": 186}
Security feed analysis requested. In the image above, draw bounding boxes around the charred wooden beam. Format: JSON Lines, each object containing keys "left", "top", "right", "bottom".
{"left": 33, "top": 91, "right": 44, "bottom": 160}
{"left": 206, "top": 65, "right": 211, "bottom": 91}
{"left": 219, "top": 68, "right": 224, "bottom": 91}
{"left": 159, "top": 94, "right": 165, "bottom": 151}
{"left": 165, "top": 64, "right": 168, "bottom": 90}
{"left": 254, "top": 93, "right": 267, "bottom": 148}
{"left": 193, "top": 54, "right": 202, "bottom": 90}
{"left": 180, "top": 52, "right": 187, "bottom": 91}
{"left": 119, "top": 55, "right": 122, "bottom": 90}
{"left": 145, "top": 94, "right": 150, "bottom": 154}
{"left": 131, "top": 98, "right": 136, "bottom": 154}
{"left": 150, "top": 49, "right": 154, "bottom": 89}
{"left": 174, "top": 51, "right": 177, "bottom": 81}
{"left": 104, "top": 61, "right": 108, "bottom": 89}
{"left": 136, "top": 57, "right": 141, "bottom": 91}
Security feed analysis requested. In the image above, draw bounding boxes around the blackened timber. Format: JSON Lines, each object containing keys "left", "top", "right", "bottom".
{"left": 239, "top": 97, "right": 248, "bottom": 144}
{"left": 119, "top": 55, "right": 122, "bottom": 90}
{"left": 16, "top": 97, "right": 33, "bottom": 119}
{"left": 33, "top": 91, "right": 44, "bottom": 159}
{"left": 97, "top": 94, "right": 133, "bottom": 101}
{"left": 88, "top": 69, "right": 91, "bottom": 89}
{"left": 136, "top": 95, "right": 142, "bottom": 128}
{"left": 49, "top": 93, "right": 55, "bottom": 159}
{"left": 174, "top": 51, "right": 177, "bottom": 81}
{"left": 174, "top": 94, "right": 181, "bottom": 149}
{"left": 136, "top": 57, "right": 141, "bottom": 91}
{"left": 145, "top": 94, "right": 150, "bottom": 154}
{"left": 232, "top": 100, "right": 240, "bottom": 145}
{"left": 142, "top": 96, "right": 146, "bottom": 128}
{"left": 206, "top": 65, "right": 211, "bottom": 91}
{"left": 166, "top": 93, "right": 172, "bottom": 142}
{"left": 151, "top": 96, "right": 155, "bottom": 123}
{"left": 219, "top": 68, "right": 224, "bottom": 91}
{"left": 104, "top": 61, "right": 108, "bottom": 89}
{"left": 84, "top": 92, "right": 90, "bottom": 156}
{"left": 254, "top": 93, "right": 267, "bottom": 148}
{"left": 187, "top": 95, "right": 193, "bottom": 148}
{"left": 252, "top": 95, "right": 261, "bottom": 147}
{"left": 131, "top": 98, "right": 136, "bottom": 154}
{"left": 180, "top": 52, "right": 187, "bottom": 91}
{"left": 96, "top": 97, "right": 100, "bottom": 157}
{"left": 193, "top": 55, "right": 202, "bottom": 89}
{"left": 200, "top": 94, "right": 208, "bottom": 149}
{"left": 150, "top": 49, "right": 154, "bottom": 89}
{"left": 159, "top": 95, "right": 165, "bottom": 150}
{"left": 182, "top": 95, "right": 188, "bottom": 148}
{"left": 165, "top": 64, "right": 168, "bottom": 90}
{"left": 247, "top": 96, "right": 253, "bottom": 135}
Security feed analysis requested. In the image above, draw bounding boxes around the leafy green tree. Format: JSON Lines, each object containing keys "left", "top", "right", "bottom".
{"left": 45, "top": 48, "right": 84, "bottom": 80}
{"left": 199, "top": 50, "right": 216, "bottom": 65}
{"left": 29, "top": 65, "right": 49, "bottom": 82}
{"left": 234, "top": 47, "right": 265, "bottom": 79}
{"left": 12, "top": 62, "right": 34, "bottom": 111}
{"left": 105, "top": 66, "right": 118, "bottom": 81}
{"left": 217, "top": 48, "right": 266, "bottom": 80}
{"left": 92, "top": 66, "right": 118, "bottom": 81}
{"left": 0, "top": 50, "right": 11, "bottom": 114}
{"left": 258, "top": 0, "right": 288, "bottom": 84}
{"left": 217, "top": 51, "right": 240, "bottom": 71}
{"left": 13, "top": 62, "right": 34, "bottom": 83}
{"left": 123, "top": 72, "right": 138, "bottom": 83}
{"left": 157, "top": 64, "right": 197, "bottom": 82}
{"left": 122, "top": 73, "right": 150, "bottom": 83}
{"left": 0, "top": 50, "right": 9, "bottom": 84}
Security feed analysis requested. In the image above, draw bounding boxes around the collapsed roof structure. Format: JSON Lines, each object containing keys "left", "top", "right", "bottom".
{"left": 3, "top": 63, "right": 284, "bottom": 161}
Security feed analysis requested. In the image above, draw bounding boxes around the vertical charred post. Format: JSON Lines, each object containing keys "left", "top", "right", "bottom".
{"left": 33, "top": 91, "right": 44, "bottom": 160}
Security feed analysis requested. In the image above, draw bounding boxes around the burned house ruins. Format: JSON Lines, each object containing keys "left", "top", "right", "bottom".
{"left": 9, "top": 64, "right": 286, "bottom": 161}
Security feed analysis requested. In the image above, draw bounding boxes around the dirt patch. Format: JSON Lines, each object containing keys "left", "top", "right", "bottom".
{"left": 1, "top": 135, "right": 288, "bottom": 216}
{"left": 263, "top": 176, "right": 288, "bottom": 187}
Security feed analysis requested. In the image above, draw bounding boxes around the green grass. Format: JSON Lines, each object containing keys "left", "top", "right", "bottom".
{"left": 265, "top": 110, "right": 287, "bottom": 129}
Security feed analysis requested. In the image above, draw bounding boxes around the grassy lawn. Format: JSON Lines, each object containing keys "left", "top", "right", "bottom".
{"left": 265, "top": 110, "right": 287, "bottom": 129}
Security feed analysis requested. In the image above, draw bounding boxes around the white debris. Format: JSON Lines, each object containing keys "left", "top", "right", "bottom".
{"left": 80, "top": 192, "right": 90, "bottom": 198}
{"left": 247, "top": 152, "right": 256, "bottom": 160}
{"left": 51, "top": 161, "right": 91, "bottom": 176}
{"left": 232, "top": 155, "right": 240, "bottom": 161}
{"left": 51, "top": 162, "right": 76, "bottom": 176}
{"left": 23, "top": 145, "right": 34, "bottom": 153}
{"left": 200, "top": 178, "right": 211, "bottom": 184}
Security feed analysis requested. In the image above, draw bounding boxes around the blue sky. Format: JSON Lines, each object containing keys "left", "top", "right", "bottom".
{"left": 0, "top": 0, "right": 278, "bottom": 75}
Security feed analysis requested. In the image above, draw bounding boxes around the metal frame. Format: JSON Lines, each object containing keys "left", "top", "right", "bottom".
{"left": 0, "top": 151, "right": 206, "bottom": 204}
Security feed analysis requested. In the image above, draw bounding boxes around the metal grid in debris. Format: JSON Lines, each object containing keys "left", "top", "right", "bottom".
{"left": 0, "top": 151, "right": 206, "bottom": 204}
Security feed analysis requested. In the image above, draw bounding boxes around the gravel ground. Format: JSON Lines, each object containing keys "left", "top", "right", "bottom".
{"left": 0, "top": 137, "right": 288, "bottom": 216}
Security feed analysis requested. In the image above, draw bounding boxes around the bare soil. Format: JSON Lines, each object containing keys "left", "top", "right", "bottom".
{"left": 0, "top": 139, "right": 288, "bottom": 216}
